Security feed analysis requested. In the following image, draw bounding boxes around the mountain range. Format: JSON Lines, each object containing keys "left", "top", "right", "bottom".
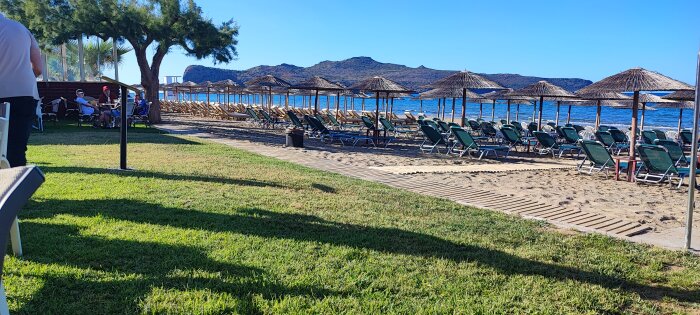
{"left": 182, "top": 56, "right": 592, "bottom": 92}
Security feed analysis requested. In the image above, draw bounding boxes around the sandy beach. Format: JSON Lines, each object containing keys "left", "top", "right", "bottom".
{"left": 165, "top": 113, "right": 699, "bottom": 234}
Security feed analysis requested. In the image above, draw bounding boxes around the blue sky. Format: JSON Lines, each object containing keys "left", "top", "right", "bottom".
{"left": 118, "top": 0, "right": 700, "bottom": 85}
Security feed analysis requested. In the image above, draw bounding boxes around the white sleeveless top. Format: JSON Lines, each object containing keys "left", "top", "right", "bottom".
{"left": 0, "top": 13, "right": 39, "bottom": 100}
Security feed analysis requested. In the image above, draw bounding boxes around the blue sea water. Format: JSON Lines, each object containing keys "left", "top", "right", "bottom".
{"left": 161, "top": 92, "right": 694, "bottom": 131}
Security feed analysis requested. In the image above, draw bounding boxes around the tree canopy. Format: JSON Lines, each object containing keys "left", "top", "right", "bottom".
{"left": 0, "top": 0, "right": 239, "bottom": 122}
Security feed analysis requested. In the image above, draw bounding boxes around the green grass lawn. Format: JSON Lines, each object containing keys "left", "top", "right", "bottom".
{"left": 5, "top": 123, "right": 700, "bottom": 314}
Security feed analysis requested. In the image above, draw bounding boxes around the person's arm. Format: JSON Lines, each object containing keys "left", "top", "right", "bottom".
{"left": 29, "top": 33, "right": 42, "bottom": 77}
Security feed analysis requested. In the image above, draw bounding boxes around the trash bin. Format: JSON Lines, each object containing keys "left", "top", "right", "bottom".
{"left": 286, "top": 127, "right": 304, "bottom": 148}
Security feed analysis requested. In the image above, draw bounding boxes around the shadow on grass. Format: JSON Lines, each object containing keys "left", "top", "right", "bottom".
{"left": 30, "top": 124, "right": 200, "bottom": 146}
{"left": 24, "top": 198, "right": 700, "bottom": 304}
{"left": 40, "top": 166, "right": 294, "bottom": 189}
{"left": 15, "top": 221, "right": 340, "bottom": 313}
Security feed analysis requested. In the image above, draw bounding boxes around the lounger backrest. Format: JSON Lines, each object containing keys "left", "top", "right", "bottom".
{"left": 533, "top": 131, "right": 557, "bottom": 148}
{"left": 579, "top": 140, "right": 614, "bottom": 167}
{"left": 652, "top": 130, "right": 667, "bottom": 140}
{"left": 361, "top": 116, "right": 375, "bottom": 130}
{"left": 641, "top": 130, "right": 658, "bottom": 144}
{"left": 309, "top": 116, "right": 329, "bottom": 134}
{"left": 598, "top": 125, "right": 610, "bottom": 132}
{"left": 547, "top": 122, "right": 556, "bottom": 128}
{"left": 500, "top": 119, "right": 508, "bottom": 125}
{"left": 561, "top": 127, "right": 580, "bottom": 144}
{"left": 451, "top": 126, "right": 478, "bottom": 150}
{"left": 437, "top": 121, "right": 450, "bottom": 133}
{"left": 555, "top": 126, "right": 566, "bottom": 138}
{"left": 654, "top": 139, "right": 686, "bottom": 163}
{"left": 595, "top": 131, "right": 615, "bottom": 147}
{"left": 420, "top": 125, "right": 445, "bottom": 144}
{"left": 287, "top": 111, "right": 304, "bottom": 128}
{"left": 500, "top": 126, "right": 521, "bottom": 144}
{"left": 327, "top": 113, "right": 341, "bottom": 126}
{"left": 447, "top": 122, "right": 459, "bottom": 129}
{"left": 609, "top": 129, "right": 628, "bottom": 143}
{"left": 573, "top": 125, "right": 585, "bottom": 133}
{"left": 637, "top": 144, "right": 678, "bottom": 174}
{"left": 481, "top": 122, "right": 497, "bottom": 136}
{"left": 379, "top": 117, "right": 394, "bottom": 131}
{"left": 425, "top": 120, "right": 440, "bottom": 131}
{"left": 680, "top": 130, "right": 694, "bottom": 145}
{"left": 467, "top": 120, "right": 481, "bottom": 130}
{"left": 527, "top": 122, "right": 538, "bottom": 133}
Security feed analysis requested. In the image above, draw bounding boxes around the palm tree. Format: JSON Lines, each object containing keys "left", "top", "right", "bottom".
{"left": 44, "top": 38, "right": 132, "bottom": 81}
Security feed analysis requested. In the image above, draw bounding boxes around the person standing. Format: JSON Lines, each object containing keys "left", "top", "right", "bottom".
{"left": 0, "top": 12, "right": 42, "bottom": 167}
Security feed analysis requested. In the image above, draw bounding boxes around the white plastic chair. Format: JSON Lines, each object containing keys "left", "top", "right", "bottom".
{"left": 0, "top": 102, "right": 22, "bottom": 257}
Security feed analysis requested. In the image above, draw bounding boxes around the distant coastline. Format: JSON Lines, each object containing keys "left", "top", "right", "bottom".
{"left": 181, "top": 56, "right": 593, "bottom": 92}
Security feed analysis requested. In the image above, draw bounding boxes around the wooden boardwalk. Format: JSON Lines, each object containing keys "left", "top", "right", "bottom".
{"left": 157, "top": 124, "right": 651, "bottom": 238}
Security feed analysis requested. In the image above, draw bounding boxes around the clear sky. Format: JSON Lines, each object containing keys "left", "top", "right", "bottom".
{"left": 118, "top": 0, "right": 700, "bottom": 85}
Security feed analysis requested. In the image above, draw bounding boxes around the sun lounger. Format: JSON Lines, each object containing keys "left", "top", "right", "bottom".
{"left": 419, "top": 124, "right": 447, "bottom": 153}
{"left": 501, "top": 126, "right": 535, "bottom": 152}
{"left": 652, "top": 129, "right": 667, "bottom": 140}
{"left": 636, "top": 144, "right": 700, "bottom": 189}
{"left": 641, "top": 130, "right": 658, "bottom": 144}
{"left": 654, "top": 139, "right": 690, "bottom": 166}
{"left": 577, "top": 140, "right": 628, "bottom": 177}
{"left": 379, "top": 117, "right": 413, "bottom": 138}
{"left": 534, "top": 131, "right": 580, "bottom": 158}
{"left": 450, "top": 126, "right": 510, "bottom": 159}
{"left": 561, "top": 127, "right": 581, "bottom": 144}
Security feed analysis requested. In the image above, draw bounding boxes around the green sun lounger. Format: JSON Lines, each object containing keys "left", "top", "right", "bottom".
{"left": 636, "top": 144, "right": 700, "bottom": 189}
{"left": 501, "top": 126, "right": 534, "bottom": 152}
{"left": 450, "top": 126, "right": 510, "bottom": 159}
{"left": 419, "top": 125, "right": 447, "bottom": 153}
{"left": 534, "top": 131, "right": 580, "bottom": 158}
{"left": 577, "top": 140, "right": 628, "bottom": 177}
{"left": 561, "top": 127, "right": 581, "bottom": 144}
{"left": 641, "top": 130, "right": 658, "bottom": 144}
{"left": 654, "top": 139, "right": 690, "bottom": 166}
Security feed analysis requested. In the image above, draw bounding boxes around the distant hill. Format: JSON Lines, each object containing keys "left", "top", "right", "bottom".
{"left": 182, "top": 56, "right": 592, "bottom": 92}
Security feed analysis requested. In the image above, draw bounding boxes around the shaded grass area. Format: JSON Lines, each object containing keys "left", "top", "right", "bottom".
{"left": 5, "top": 125, "right": 700, "bottom": 314}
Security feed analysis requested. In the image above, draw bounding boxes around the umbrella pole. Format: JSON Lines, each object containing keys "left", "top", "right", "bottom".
{"left": 491, "top": 100, "right": 495, "bottom": 122}
{"left": 314, "top": 90, "right": 320, "bottom": 115}
{"left": 362, "top": 98, "right": 365, "bottom": 112}
{"left": 326, "top": 95, "right": 330, "bottom": 111}
{"left": 451, "top": 97, "right": 456, "bottom": 123}
{"left": 595, "top": 101, "right": 601, "bottom": 130}
{"left": 442, "top": 98, "right": 447, "bottom": 119}
{"left": 516, "top": 103, "right": 520, "bottom": 121}
{"left": 479, "top": 103, "right": 483, "bottom": 119}
{"left": 461, "top": 88, "right": 467, "bottom": 127}
{"left": 507, "top": 100, "right": 511, "bottom": 122}
{"left": 640, "top": 103, "right": 646, "bottom": 130}
{"left": 537, "top": 96, "right": 544, "bottom": 130}
{"left": 685, "top": 50, "right": 700, "bottom": 250}
{"left": 374, "top": 93, "right": 380, "bottom": 138}
{"left": 555, "top": 101, "right": 560, "bottom": 126}
{"left": 437, "top": 99, "right": 441, "bottom": 119}
{"left": 629, "top": 91, "right": 640, "bottom": 159}
{"left": 420, "top": 100, "right": 423, "bottom": 113}
{"left": 286, "top": 91, "right": 289, "bottom": 110}
{"left": 678, "top": 108, "right": 684, "bottom": 135}
{"left": 336, "top": 91, "right": 341, "bottom": 121}
{"left": 532, "top": 102, "right": 536, "bottom": 123}
{"left": 567, "top": 105, "right": 572, "bottom": 124}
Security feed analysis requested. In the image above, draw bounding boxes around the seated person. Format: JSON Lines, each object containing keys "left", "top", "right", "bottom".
{"left": 134, "top": 94, "right": 149, "bottom": 116}
{"left": 75, "top": 89, "right": 111, "bottom": 127}
{"left": 98, "top": 85, "right": 118, "bottom": 104}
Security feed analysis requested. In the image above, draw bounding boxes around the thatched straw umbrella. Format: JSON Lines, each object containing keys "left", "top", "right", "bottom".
{"left": 420, "top": 88, "right": 481, "bottom": 122}
{"left": 427, "top": 71, "right": 504, "bottom": 126}
{"left": 577, "top": 67, "right": 692, "bottom": 158}
{"left": 175, "top": 81, "right": 198, "bottom": 101}
{"left": 482, "top": 88, "right": 532, "bottom": 122}
{"left": 661, "top": 90, "right": 695, "bottom": 135}
{"left": 349, "top": 76, "right": 412, "bottom": 138}
{"left": 245, "top": 75, "right": 291, "bottom": 110}
{"left": 290, "top": 76, "right": 343, "bottom": 115}
{"left": 654, "top": 101, "right": 694, "bottom": 135}
{"left": 513, "top": 81, "right": 576, "bottom": 130}
{"left": 213, "top": 79, "right": 239, "bottom": 106}
{"left": 573, "top": 91, "right": 629, "bottom": 129}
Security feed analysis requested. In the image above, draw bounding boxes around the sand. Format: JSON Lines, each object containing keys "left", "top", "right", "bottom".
{"left": 164, "top": 113, "right": 700, "bottom": 234}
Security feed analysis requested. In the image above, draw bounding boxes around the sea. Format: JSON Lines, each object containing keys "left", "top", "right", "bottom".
{"left": 161, "top": 92, "right": 694, "bottom": 131}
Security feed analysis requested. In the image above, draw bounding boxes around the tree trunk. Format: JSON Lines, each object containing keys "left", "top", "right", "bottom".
{"left": 133, "top": 45, "right": 166, "bottom": 123}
